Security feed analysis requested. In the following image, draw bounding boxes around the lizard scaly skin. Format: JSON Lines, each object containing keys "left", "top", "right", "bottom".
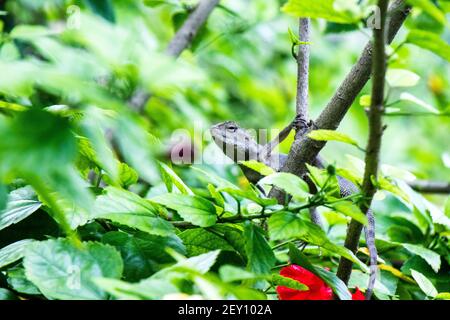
{"left": 210, "top": 120, "right": 377, "bottom": 300}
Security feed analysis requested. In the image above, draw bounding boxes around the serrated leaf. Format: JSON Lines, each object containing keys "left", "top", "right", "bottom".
{"left": 386, "top": 69, "right": 421, "bottom": 88}
{"left": 0, "top": 186, "right": 42, "bottom": 231}
{"left": 151, "top": 193, "right": 217, "bottom": 227}
{"left": 179, "top": 229, "right": 234, "bottom": 256}
{"left": 217, "top": 187, "right": 277, "bottom": 207}
{"left": 0, "top": 109, "right": 77, "bottom": 177}
{"left": 268, "top": 211, "right": 308, "bottom": 241}
{"left": 308, "top": 130, "right": 359, "bottom": 147}
{"left": 411, "top": 269, "right": 438, "bottom": 298}
{"left": 244, "top": 222, "right": 276, "bottom": 275}
{"left": 6, "top": 267, "right": 41, "bottom": 295}
{"left": 94, "top": 187, "right": 174, "bottom": 236}
{"left": 24, "top": 239, "right": 123, "bottom": 300}
{"left": 102, "top": 231, "right": 185, "bottom": 282}
{"left": 297, "top": 221, "right": 368, "bottom": 271}
{"left": 0, "top": 239, "right": 34, "bottom": 269}
{"left": 259, "top": 173, "right": 310, "bottom": 202}
{"left": 403, "top": 244, "right": 441, "bottom": 273}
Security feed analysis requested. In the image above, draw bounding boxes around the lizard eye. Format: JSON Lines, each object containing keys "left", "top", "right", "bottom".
{"left": 227, "top": 125, "right": 237, "bottom": 132}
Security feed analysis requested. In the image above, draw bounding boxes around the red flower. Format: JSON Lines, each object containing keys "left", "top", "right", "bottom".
{"left": 351, "top": 287, "right": 365, "bottom": 300}
{"left": 276, "top": 265, "right": 333, "bottom": 300}
{"left": 276, "top": 265, "right": 367, "bottom": 301}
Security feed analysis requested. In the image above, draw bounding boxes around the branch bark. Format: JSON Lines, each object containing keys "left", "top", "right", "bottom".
{"left": 296, "top": 18, "right": 311, "bottom": 121}
{"left": 336, "top": 0, "right": 389, "bottom": 295}
{"left": 409, "top": 180, "right": 450, "bottom": 194}
{"left": 130, "top": 0, "right": 221, "bottom": 111}
{"left": 293, "top": 18, "right": 323, "bottom": 227}
{"left": 276, "top": 1, "right": 410, "bottom": 182}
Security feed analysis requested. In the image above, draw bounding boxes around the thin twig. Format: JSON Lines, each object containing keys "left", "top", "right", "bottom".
{"left": 130, "top": 0, "right": 221, "bottom": 112}
{"left": 336, "top": 0, "right": 390, "bottom": 300}
{"left": 274, "top": 1, "right": 410, "bottom": 186}
{"left": 409, "top": 180, "right": 450, "bottom": 194}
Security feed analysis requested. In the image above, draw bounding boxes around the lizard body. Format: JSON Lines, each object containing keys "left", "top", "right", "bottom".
{"left": 210, "top": 119, "right": 377, "bottom": 300}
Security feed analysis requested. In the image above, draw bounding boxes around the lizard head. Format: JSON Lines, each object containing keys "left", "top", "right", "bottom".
{"left": 210, "top": 121, "right": 261, "bottom": 162}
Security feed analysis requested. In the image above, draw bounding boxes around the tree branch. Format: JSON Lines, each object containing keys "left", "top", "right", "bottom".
{"left": 293, "top": 18, "right": 323, "bottom": 227}
{"left": 409, "top": 180, "right": 450, "bottom": 194}
{"left": 130, "top": 0, "right": 221, "bottom": 112}
{"left": 166, "top": 0, "right": 220, "bottom": 57}
{"left": 336, "top": 0, "right": 389, "bottom": 294}
{"left": 278, "top": 0, "right": 410, "bottom": 180}
{"left": 296, "top": 18, "right": 311, "bottom": 120}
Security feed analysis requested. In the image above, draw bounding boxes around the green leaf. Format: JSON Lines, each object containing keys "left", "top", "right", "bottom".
{"left": 115, "top": 162, "right": 139, "bottom": 188}
{"left": 207, "top": 184, "right": 225, "bottom": 207}
{"left": 308, "top": 129, "right": 359, "bottom": 147}
{"left": 406, "top": 0, "right": 447, "bottom": 25}
{"left": 219, "top": 265, "right": 257, "bottom": 282}
{"left": 94, "top": 277, "right": 178, "bottom": 300}
{"left": 155, "top": 250, "right": 221, "bottom": 277}
{"left": 151, "top": 193, "right": 217, "bottom": 227}
{"left": 407, "top": 30, "right": 450, "bottom": 62}
{"left": 10, "top": 25, "right": 55, "bottom": 40}
{"left": 377, "top": 177, "right": 410, "bottom": 202}
{"left": 94, "top": 187, "right": 174, "bottom": 236}
{"left": 330, "top": 201, "right": 368, "bottom": 225}
{"left": 305, "top": 164, "right": 340, "bottom": 197}
{"left": 268, "top": 211, "right": 308, "bottom": 241}
{"left": 179, "top": 229, "right": 234, "bottom": 256}
{"left": 84, "top": 0, "right": 116, "bottom": 23}
{"left": 239, "top": 160, "right": 275, "bottom": 176}
{"left": 386, "top": 69, "right": 421, "bottom": 88}
{"left": 0, "top": 186, "right": 41, "bottom": 231}
{"left": 288, "top": 244, "right": 352, "bottom": 300}
{"left": 359, "top": 94, "right": 371, "bottom": 107}
{"left": 0, "top": 239, "right": 34, "bottom": 269}
{"left": 399, "top": 92, "right": 440, "bottom": 114}
{"left": 259, "top": 173, "right": 310, "bottom": 202}
{"left": 411, "top": 269, "right": 438, "bottom": 298}
{"left": 115, "top": 115, "right": 161, "bottom": 184}
{"left": 297, "top": 221, "right": 368, "bottom": 271}
{"left": 218, "top": 187, "right": 277, "bottom": 207}
{"left": 244, "top": 222, "right": 276, "bottom": 275}
{"left": 403, "top": 244, "right": 441, "bottom": 273}
{"left": 435, "top": 292, "right": 450, "bottom": 300}
{"left": 6, "top": 267, "right": 41, "bottom": 295}
{"left": 0, "top": 109, "right": 77, "bottom": 177}
{"left": 102, "top": 231, "right": 185, "bottom": 282}
{"left": 0, "top": 184, "right": 6, "bottom": 212}
{"left": 159, "top": 162, "right": 193, "bottom": 195}
{"left": 272, "top": 274, "right": 309, "bottom": 291}
{"left": 0, "top": 288, "right": 18, "bottom": 300}
{"left": 24, "top": 239, "right": 123, "bottom": 300}
{"left": 445, "top": 196, "right": 450, "bottom": 218}
{"left": 282, "top": 0, "right": 362, "bottom": 24}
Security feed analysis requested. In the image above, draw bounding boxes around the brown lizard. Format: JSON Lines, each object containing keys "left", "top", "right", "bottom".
{"left": 210, "top": 117, "right": 377, "bottom": 300}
